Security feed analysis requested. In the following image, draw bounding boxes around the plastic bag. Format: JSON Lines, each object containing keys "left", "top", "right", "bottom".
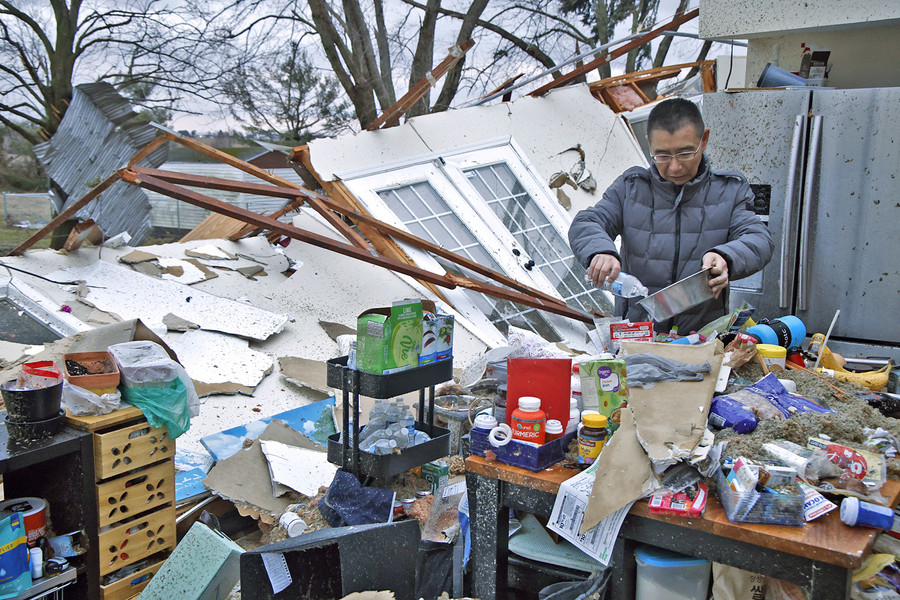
{"left": 712, "top": 563, "right": 766, "bottom": 599}
{"left": 119, "top": 378, "right": 191, "bottom": 439}
{"left": 62, "top": 380, "right": 121, "bottom": 416}
{"left": 108, "top": 341, "right": 199, "bottom": 418}
{"left": 14, "top": 360, "right": 62, "bottom": 390}
{"left": 0, "top": 512, "right": 31, "bottom": 599}
{"left": 538, "top": 571, "right": 610, "bottom": 600}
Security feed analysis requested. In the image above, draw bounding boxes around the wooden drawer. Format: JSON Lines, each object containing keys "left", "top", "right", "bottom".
{"left": 94, "top": 421, "right": 172, "bottom": 481}
{"left": 98, "top": 506, "right": 175, "bottom": 576}
{"left": 100, "top": 554, "right": 168, "bottom": 600}
{"left": 97, "top": 459, "right": 175, "bottom": 529}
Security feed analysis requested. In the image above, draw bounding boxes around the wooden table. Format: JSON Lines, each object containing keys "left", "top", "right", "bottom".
{"left": 466, "top": 455, "right": 900, "bottom": 600}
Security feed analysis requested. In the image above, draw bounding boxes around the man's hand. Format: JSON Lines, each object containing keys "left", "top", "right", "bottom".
{"left": 702, "top": 252, "right": 729, "bottom": 298}
{"left": 588, "top": 253, "right": 621, "bottom": 288}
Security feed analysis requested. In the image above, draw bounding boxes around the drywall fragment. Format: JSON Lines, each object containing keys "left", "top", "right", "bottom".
{"left": 203, "top": 436, "right": 292, "bottom": 520}
{"left": 185, "top": 245, "right": 238, "bottom": 260}
{"left": 168, "top": 329, "right": 273, "bottom": 396}
{"left": 278, "top": 357, "right": 330, "bottom": 395}
{"left": 260, "top": 439, "right": 336, "bottom": 497}
{"left": 556, "top": 188, "right": 571, "bottom": 209}
{"left": 52, "top": 261, "right": 288, "bottom": 340}
{"left": 157, "top": 258, "right": 208, "bottom": 285}
{"left": 119, "top": 249, "right": 160, "bottom": 264}
{"left": 163, "top": 313, "right": 200, "bottom": 331}
{"left": 238, "top": 265, "right": 266, "bottom": 279}
{"left": 319, "top": 321, "right": 355, "bottom": 341}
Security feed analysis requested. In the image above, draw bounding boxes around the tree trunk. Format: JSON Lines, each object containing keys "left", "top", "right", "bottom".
{"left": 406, "top": 0, "right": 440, "bottom": 118}
{"left": 652, "top": 0, "right": 689, "bottom": 68}
{"left": 372, "top": 0, "right": 396, "bottom": 103}
{"left": 433, "top": 0, "right": 488, "bottom": 113}
{"left": 685, "top": 40, "right": 714, "bottom": 79}
{"left": 308, "top": 0, "right": 379, "bottom": 128}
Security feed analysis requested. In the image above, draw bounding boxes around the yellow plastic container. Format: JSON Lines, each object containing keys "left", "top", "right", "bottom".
{"left": 756, "top": 344, "right": 786, "bottom": 369}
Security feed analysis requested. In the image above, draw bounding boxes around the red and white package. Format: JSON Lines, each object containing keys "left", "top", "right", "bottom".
{"left": 648, "top": 483, "right": 708, "bottom": 518}
{"left": 609, "top": 321, "right": 654, "bottom": 344}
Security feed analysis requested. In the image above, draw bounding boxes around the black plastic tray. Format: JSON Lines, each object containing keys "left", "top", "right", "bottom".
{"left": 326, "top": 356, "right": 453, "bottom": 399}
{"left": 327, "top": 422, "right": 451, "bottom": 479}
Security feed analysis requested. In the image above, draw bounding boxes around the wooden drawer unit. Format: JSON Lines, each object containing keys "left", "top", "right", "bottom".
{"left": 97, "top": 459, "right": 175, "bottom": 528}
{"left": 99, "top": 506, "right": 176, "bottom": 576}
{"left": 100, "top": 555, "right": 167, "bottom": 600}
{"left": 66, "top": 410, "right": 177, "bottom": 600}
{"left": 94, "top": 421, "right": 172, "bottom": 480}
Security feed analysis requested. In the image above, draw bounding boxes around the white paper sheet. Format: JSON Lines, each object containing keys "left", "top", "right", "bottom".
{"left": 547, "top": 461, "right": 633, "bottom": 566}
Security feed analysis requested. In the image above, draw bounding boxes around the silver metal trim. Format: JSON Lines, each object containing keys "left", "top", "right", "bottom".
{"left": 798, "top": 115, "right": 823, "bottom": 312}
{"left": 779, "top": 115, "right": 806, "bottom": 308}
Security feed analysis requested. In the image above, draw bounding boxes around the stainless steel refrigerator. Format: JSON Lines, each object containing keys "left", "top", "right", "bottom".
{"left": 703, "top": 88, "right": 900, "bottom": 365}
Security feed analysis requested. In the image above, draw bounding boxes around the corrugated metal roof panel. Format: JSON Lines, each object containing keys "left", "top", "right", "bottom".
{"left": 146, "top": 164, "right": 304, "bottom": 230}
{"left": 32, "top": 82, "right": 167, "bottom": 244}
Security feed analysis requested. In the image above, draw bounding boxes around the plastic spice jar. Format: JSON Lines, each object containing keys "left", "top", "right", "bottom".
{"left": 578, "top": 413, "right": 608, "bottom": 465}
{"left": 511, "top": 396, "right": 546, "bottom": 444}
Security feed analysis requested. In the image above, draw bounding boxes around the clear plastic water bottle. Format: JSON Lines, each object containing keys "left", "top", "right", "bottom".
{"left": 587, "top": 272, "right": 648, "bottom": 298}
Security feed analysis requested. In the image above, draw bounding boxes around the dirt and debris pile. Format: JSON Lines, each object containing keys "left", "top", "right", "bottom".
{"left": 716, "top": 362, "right": 900, "bottom": 478}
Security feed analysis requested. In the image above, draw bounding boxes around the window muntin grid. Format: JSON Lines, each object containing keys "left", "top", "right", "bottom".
{"left": 464, "top": 162, "right": 603, "bottom": 315}
{"left": 377, "top": 181, "right": 558, "bottom": 339}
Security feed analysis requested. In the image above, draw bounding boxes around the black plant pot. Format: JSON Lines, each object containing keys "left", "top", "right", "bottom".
{"left": 5, "top": 409, "right": 65, "bottom": 443}
{"left": 1, "top": 379, "right": 63, "bottom": 422}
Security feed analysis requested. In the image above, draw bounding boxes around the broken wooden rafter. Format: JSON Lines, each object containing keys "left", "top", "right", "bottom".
{"left": 7, "top": 170, "right": 123, "bottom": 256}
{"left": 482, "top": 74, "right": 525, "bottom": 103}
{"left": 528, "top": 8, "right": 700, "bottom": 98}
{"left": 129, "top": 166, "right": 572, "bottom": 311}
{"left": 121, "top": 169, "right": 590, "bottom": 323}
{"left": 366, "top": 39, "right": 475, "bottom": 131}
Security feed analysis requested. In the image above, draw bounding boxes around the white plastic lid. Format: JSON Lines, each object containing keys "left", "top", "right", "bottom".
{"left": 840, "top": 496, "right": 859, "bottom": 526}
{"left": 474, "top": 413, "right": 498, "bottom": 430}
{"left": 546, "top": 419, "right": 563, "bottom": 434}
{"left": 570, "top": 397, "right": 578, "bottom": 407}
{"left": 518, "top": 396, "right": 542, "bottom": 411}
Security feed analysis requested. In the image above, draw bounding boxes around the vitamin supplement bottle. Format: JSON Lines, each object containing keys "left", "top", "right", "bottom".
{"left": 578, "top": 413, "right": 608, "bottom": 465}
{"left": 545, "top": 419, "right": 564, "bottom": 442}
{"left": 511, "top": 396, "right": 546, "bottom": 444}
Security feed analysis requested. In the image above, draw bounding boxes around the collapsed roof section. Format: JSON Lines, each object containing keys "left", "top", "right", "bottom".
{"left": 33, "top": 82, "right": 168, "bottom": 244}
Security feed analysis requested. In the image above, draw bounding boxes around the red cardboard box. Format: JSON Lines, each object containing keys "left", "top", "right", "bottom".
{"left": 609, "top": 321, "right": 654, "bottom": 346}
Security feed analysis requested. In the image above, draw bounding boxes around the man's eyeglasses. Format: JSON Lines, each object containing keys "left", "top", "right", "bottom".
{"left": 650, "top": 146, "right": 701, "bottom": 164}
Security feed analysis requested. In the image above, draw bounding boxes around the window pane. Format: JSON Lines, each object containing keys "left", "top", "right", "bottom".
{"left": 379, "top": 181, "right": 562, "bottom": 339}
{"left": 464, "top": 163, "right": 613, "bottom": 315}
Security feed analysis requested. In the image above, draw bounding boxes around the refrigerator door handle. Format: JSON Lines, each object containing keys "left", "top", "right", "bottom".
{"left": 798, "top": 115, "right": 823, "bottom": 312}
{"left": 780, "top": 115, "right": 807, "bottom": 308}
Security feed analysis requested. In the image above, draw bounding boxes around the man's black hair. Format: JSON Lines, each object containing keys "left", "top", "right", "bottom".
{"left": 647, "top": 98, "right": 705, "bottom": 138}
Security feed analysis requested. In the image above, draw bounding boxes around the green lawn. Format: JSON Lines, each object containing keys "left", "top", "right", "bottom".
{"left": 0, "top": 226, "right": 52, "bottom": 254}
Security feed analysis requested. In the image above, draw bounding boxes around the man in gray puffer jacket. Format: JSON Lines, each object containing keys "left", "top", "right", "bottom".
{"left": 569, "top": 98, "right": 773, "bottom": 333}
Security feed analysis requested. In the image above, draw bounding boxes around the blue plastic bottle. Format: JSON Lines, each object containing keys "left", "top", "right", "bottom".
{"left": 746, "top": 315, "right": 806, "bottom": 349}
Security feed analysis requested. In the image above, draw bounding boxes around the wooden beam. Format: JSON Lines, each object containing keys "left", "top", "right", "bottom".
{"left": 130, "top": 167, "right": 570, "bottom": 310}
{"left": 366, "top": 39, "right": 475, "bottom": 131}
{"left": 128, "top": 135, "right": 168, "bottom": 167}
{"left": 6, "top": 170, "right": 122, "bottom": 256}
{"left": 122, "top": 170, "right": 590, "bottom": 323}
{"left": 481, "top": 74, "right": 524, "bottom": 102}
{"left": 529, "top": 8, "right": 699, "bottom": 97}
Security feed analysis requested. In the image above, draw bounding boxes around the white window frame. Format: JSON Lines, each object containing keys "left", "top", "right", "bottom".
{"left": 340, "top": 137, "right": 596, "bottom": 344}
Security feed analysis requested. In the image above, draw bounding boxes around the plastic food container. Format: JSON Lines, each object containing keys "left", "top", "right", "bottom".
{"left": 635, "top": 545, "right": 711, "bottom": 600}
{"left": 63, "top": 351, "right": 120, "bottom": 394}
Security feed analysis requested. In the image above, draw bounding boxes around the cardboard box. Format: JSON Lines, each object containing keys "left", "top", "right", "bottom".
{"left": 420, "top": 312, "right": 454, "bottom": 366}
{"left": 357, "top": 300, "right": 424, "bottom": 374}
{"left": 579, "top": 359, "right": 628, "bottom": 431}
{"left": 421, "top": 460, "right": 449, "bottom": 493}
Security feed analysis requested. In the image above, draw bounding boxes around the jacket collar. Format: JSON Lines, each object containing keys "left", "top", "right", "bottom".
{"left": 648, "top": 154, "right": 711, "bottom": 205}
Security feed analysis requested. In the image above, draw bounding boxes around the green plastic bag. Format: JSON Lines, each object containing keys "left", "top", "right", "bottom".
{"left": 120, "top": 378, "right": 191, "bottom": 439}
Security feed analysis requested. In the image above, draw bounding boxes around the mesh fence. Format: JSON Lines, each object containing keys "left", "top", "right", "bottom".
{"left": 1, "top": 193, "right": 52, "bottom": 229}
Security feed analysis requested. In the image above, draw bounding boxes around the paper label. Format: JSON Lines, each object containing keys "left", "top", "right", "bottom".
{"left": 798, "top": 480, "right": 837, "bottom": 521}
{"left": 261, "top": 552, "right": 292, "bottom": 594}
{"left": 547, "top": 464, "right": 632, "bottom": 565}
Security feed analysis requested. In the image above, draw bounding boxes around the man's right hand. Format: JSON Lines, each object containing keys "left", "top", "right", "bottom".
{"left": 587, "top": 253, "right": 621, "bottom": 288}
